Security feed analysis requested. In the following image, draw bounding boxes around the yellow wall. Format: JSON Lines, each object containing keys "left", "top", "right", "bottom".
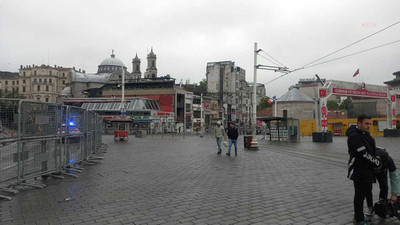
{"left": 300, "top": 117, "right": 392, "bottom": 137}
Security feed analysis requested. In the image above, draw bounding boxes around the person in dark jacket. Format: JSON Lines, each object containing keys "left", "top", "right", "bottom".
{"left": 365, "top": 147, "right": 399, "bottom": 217}
{"left": 346, "top": 115, "right": 382, "bottom": 225}
{"left": 226, "top": 121, "right": 239, "bottom": 156}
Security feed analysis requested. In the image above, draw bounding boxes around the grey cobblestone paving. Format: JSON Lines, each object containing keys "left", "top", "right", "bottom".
{"left": 1, "top": 134, "right": 399, "bottom": 224}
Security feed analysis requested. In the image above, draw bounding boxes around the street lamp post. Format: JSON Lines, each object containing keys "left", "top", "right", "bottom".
{"left": 120, "top": 67, "right": 126, "bottom": 118}
{"left": 251, "top": 42, "right": 259, "bottom": 150}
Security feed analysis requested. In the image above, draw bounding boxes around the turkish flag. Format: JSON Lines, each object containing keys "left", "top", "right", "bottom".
{"left": 353, "top": 69, "right": 359, "bottom": 77}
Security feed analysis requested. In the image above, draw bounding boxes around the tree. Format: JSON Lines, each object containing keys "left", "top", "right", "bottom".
{"left": 327, "top": 100, "right": 339, "bottom": 110}
{"left": 199, "top": 78, "right": 207, "bottom": 90}
{"left": 257, "top": 97, "right": 272, "bottom": 111}
{"left": 339, "top": 98, "right": 352, "bottom": 110}
{"left": 3, "top": 90, "right": 26, "bottom": 99}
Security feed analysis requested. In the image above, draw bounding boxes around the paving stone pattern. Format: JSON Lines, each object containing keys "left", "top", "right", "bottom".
{"left": 1, "top": 134, "right": 399, "bottom": 225}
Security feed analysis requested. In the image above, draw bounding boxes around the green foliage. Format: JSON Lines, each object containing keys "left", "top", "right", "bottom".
{"left": 339, "top": 98, "right": 352, "bottom": 110}
{"left": 257, "top": 97, "right": 272, "bottom": 111}
{"left": 327, "top": 100, "right": 339, "bottom": 110}
{"left": 0, "top": 89, "right": 26, "bottom": 99}
{"left": 199, "top": 78, "right": 207, "bottom": 90}
{"left": 326, "top": 98, "right": 352, "bottom": 110}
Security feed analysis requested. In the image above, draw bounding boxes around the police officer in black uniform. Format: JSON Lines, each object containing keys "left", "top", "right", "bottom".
{"left": 346, "top": 115, "right": 381, "bottom": 225}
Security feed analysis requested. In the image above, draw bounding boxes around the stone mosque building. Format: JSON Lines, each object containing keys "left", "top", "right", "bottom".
{"left": 61, "top": 48, "right": 158, "bottom": 98}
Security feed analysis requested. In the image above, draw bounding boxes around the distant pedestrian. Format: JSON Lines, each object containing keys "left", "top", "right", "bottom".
{"left": 214, "top": 121, "right": 226, "bottom": 155}
{"left": 226, "top": 121, "right": 239, "bottom": 156}
{"left": 346, "top": 114, "right": 381, "bottom": 225}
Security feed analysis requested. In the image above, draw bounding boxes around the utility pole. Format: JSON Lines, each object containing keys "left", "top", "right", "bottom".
{"left": 120, "top": 67, "right": 126, "bottom": 118}
{"left": 251, "top": 43, "right": 259, "bottom": 150}
{"left": 200, "top": 93, "right": 204, "bottom": 137}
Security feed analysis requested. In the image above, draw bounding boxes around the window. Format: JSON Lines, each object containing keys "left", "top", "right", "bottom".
{"left": 37, "top": 85, "right": 40, "bottom": 91}
{"left": 49, "top": 79, "right": 52, "bottom": 83}
{"left": 12, "top": 81, "right": 15, "bottom": 85}
{"left": 5, "top": 81, "right": 8, "bottom": 85}
{"left": 45, "top": 98, "right": 49, "bottom": 102}
{"left": 17, "top": 80, "right": 19, "bottom": 85}
{"left": 46, "top": 86, "right": 49, "bottom": 91}
{"left": 62, "top": 73, "right": 65, "bottom": 77}
{"left": 16, "top": 88, "right": 19, "bottom": 93}
{"left": 23, "top": 72, "right": 26, "bottom": 76}
{"left": 39, "top": 78, "right": 42, "bottom": 83}
{"left": 34, "top": 78, "right": 37, "bottom": 83}
{"left": 23, "top": 86, "right": 26, "bottom": 92}
{"left": 34, "top": 71, "right": 37, "bottom": 75}
{"left": 23, "top": 79, "right": 26, "bottom": 84}
{"left": 62, "top": 80, "right": 65, "bottom": 85}
{"left": 44, "top": 79, "right": 47, "bottom": 83}
{"left": 49, "top": 71, "right": 52, "bottom": 75}
{"left": 37, "top": 97, "right": 40, "bottom": 101}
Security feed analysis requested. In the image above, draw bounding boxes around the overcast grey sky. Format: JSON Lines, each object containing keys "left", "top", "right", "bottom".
{"left": 1, "top": 0, "right": 399, "bottom": 97}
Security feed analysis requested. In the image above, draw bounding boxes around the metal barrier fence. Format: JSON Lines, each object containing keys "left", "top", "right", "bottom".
{"left": 0, "top": 99, "right": 103, "bottom": 201}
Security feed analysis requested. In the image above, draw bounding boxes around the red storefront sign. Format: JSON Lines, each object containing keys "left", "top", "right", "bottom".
{"left": 391, "top": 95, "right": 396, "bottom": 102}
{"left": 319, "top": 89, "right": 327, "bottom": 98}
{"left": 332, "top": 88, "right": 387, "bottom": 98}
{"left": 321, "top": 120, "right": 328, "bottom": 127}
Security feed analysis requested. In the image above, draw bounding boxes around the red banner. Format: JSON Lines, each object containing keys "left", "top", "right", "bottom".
{"left": 391, "top": 95, "right": 396, "bottom": 102}
{"left": 332, "top": 88, "right": 387, "bottom": 98}
{"left": 321, "top": 120, "right": 328, "bottom": 127}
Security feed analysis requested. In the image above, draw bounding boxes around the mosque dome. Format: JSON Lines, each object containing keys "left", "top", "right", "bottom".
{"left": 98, "top": 50, "right": 127, "bottom": 73}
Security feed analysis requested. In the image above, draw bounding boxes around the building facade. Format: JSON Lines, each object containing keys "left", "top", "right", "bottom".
{"left": 206, "top": 61, "right": 251, "bottom": 127}
{"left": 0, "top": 65, "right": 73, "bottom": 103}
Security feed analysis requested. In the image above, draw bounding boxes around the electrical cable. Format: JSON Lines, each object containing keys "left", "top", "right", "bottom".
{"left": 298, "top": 20, "right": 400, "bottom": 69}
{"left": 259, "top": 50, "right": 287, "bottom": 68}
{"left": 258, "top": 54, "right": 281, "bottom": 67}
{"left": 303, "top": 39, "right": 400, "bottom": 68}
{"left": 265, "top": 39, "right": 400, "bottom": 85}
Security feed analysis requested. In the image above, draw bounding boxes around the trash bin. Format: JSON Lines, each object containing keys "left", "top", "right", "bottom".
{"left": 244, "top": 135, "right": 252, "bottom": 148}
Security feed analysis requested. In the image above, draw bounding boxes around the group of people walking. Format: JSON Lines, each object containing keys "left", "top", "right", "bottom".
{"left": 214, "top": 121, "right": 239, "bottom": 156}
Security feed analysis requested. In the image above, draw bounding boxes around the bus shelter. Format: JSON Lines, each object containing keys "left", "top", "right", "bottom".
{"left": 258, "top": 116, "right": 300, "bottom": 142}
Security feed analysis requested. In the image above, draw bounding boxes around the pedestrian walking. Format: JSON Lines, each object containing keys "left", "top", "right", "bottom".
{"left": 346, "top": 114, "right": 382, "bottom": 225}
{"left": 226, "top": 121, "right": 239, "bottom": 156}
{"left": 214, "top": 121, "right": 226, "bottom": 155}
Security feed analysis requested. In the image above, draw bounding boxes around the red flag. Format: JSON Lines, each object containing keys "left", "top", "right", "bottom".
{"left": 353, "top": 69, "right": 359, "bottom": 77}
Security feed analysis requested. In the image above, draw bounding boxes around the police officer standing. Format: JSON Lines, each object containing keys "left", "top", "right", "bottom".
{"left": 346, "top": 115, "right": 381, "bottom": 225}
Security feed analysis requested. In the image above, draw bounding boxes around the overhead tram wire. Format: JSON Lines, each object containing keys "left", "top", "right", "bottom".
{"left": 259, "top": 50, "right": 287, "bottom": 68}
{"left": 303, "top": 39, "right": 400, "bottom": 69}
{"left": 258, "top": 54, "right": 282, "bottom": 67}
{"left": 264, "top": 20, "right": 400, "bottom": 85}
{"left": 264, "top": 39, "right": 400, "bottom": 85}
{"left": 298, "top": 19, "right": 400, "bottom": 69}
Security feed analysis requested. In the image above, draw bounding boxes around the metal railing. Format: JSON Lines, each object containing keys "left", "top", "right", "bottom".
{"left": 0, "top": 99, "right": 103, "bottom": 201}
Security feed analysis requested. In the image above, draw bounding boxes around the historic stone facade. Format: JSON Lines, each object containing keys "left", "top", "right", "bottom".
{"left": 0, "top": 64, "right": 74, "bottom": 103}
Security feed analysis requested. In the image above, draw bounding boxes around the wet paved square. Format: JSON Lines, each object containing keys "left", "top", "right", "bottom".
{"left": 1, "top": 134, "right": 399, "bottom": 224}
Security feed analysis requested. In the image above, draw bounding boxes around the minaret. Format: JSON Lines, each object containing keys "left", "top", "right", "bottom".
{"left": 145, "top": 47, "right": 157, "bottom": 78}
{"left": 132, "top": 53, "right": 141, "bottom": 79}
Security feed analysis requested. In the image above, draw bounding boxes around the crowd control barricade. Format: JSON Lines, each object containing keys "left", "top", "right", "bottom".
{"left": 17, "top": 100, "right": 63, "bottom": 188}
{"left": 0, "top": 99, "right": 103, "bottom": 201}
{"left": 0, "top": 99, "right": 22, "bottom": 198}
{"left": 64, "top": 106, "right": 85, "bottom": 166}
